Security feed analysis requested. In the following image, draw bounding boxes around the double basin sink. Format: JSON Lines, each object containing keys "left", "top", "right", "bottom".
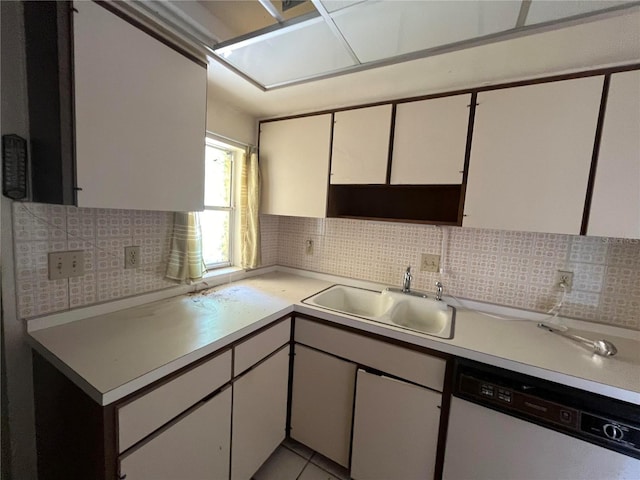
{"left": 303, "top": 284, "right": 455, "bottom": 339}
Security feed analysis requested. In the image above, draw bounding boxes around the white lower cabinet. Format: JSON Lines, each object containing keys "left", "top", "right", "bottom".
{"left": 290, "top": 344, "right": 357, "bottom": 467}
{"left": 231, "top": 346, "right": 290, "bottom": 480}
{"left": 118, "top": 386, "right": 231, "bottom": 480}
{"left": 351, "top": 369, "right": 442, "bottom": 480}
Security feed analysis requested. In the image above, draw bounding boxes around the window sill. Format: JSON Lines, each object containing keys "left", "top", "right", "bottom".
{"left": 204, "top": 266, "right": 244, "bottom": 279}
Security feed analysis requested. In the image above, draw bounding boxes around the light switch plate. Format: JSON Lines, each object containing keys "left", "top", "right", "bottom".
{"left": 420, "top": 253, "right": 440, "bottom": 273}
{"left": 48, "top": 250, "right": 85, "bottom": 280}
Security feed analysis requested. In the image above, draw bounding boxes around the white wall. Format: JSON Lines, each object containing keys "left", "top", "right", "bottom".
{"left": 1, "top": 2, "right": 38, "bottom": 479}
{"left": 207, "top": 66, "right": 257, "bottom": 146}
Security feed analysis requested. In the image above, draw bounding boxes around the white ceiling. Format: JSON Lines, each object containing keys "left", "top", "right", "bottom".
{"left": 206, "top": 7, "right": 640, "bottom": 119}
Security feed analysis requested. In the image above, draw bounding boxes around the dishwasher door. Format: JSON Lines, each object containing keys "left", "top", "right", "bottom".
{"left": 443, "top": 397, "right": 640, "bottom": 480}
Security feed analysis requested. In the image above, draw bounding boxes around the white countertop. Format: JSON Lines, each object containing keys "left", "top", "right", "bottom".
{"left": 27, "top": 270, "right": 640, "bottom": 406}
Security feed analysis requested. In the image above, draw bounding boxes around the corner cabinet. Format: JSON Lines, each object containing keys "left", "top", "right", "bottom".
{"left": 32, "top": 318, "right": 291, "bottom": 480}
{"left": 463, "top": 77, "right": 604, "bottom": 234}
{"left": 259, "top": 114, "right": 332, "bottom": 218}
{"left": 587, "top": 70, "right": 640, "bottom": 239}
{"left": 24, "top": 1, "right": 207, "bottom": 211}
{"left": 291, "top": 317, "right": 449, "bottom": 478}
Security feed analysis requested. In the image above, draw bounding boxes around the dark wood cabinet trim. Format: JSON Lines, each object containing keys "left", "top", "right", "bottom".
{"left": 259, "top": 63, "right": 640, "bottom": 125}
{"left": 325, "top": 112, "right": 336, "bottom": 214}
{"left": 385, "top": 104, "right": 397, "bottom": 184}
{"left": 457, "top": 92, "right": 478, "bottom": 224}
{"left": 461, "top": 92, "right": 478, "bottom": 186}
{"left": 433, "top": 359, "right": 454, "bottom": 480}
{"left": 33, "top": 350, "right": 117, "bottom": 480}
{"left": 24, "top": 1, "right": 77, "bottom": 205}
{"left": 580, "top": 74, "right": 611, "bottom": 235}
{"left": 285, "top": 318, "right": 297, "bottom": 438}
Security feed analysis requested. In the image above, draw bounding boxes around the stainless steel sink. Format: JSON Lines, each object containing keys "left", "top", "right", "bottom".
{"left": 303, "top": 284, "right": 455, "bottom": 339}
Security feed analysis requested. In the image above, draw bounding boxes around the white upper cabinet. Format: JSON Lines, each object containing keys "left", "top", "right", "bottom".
{"left": 463, "top": 76, "right": 604, "bottom": 234}
{"left": 587, "top": 70, "right": 640, "bottom": 239}
{"left": 73, "top": 1, "right": 207, "bottom": 212}
{"left": 391, "top": 94, "right": 470, "bottom": 184}
{"left": 330, "top": 105, "right": 392, "bottom": 184}
{"left": 260, "top": 114, "right": 332, "bottom": 218}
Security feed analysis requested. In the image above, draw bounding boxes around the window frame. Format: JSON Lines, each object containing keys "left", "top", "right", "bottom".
{"left": 201, "top": 137, "right": 236, "bottom": 270}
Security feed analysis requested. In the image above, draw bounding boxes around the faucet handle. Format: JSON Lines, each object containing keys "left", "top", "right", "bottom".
{"left": 405, "top": 266, "right": 411, "bottom": 273}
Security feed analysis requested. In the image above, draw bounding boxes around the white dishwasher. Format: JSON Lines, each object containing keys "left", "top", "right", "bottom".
{"left": 443, "top": 359, "right": 640, "bottom": 480}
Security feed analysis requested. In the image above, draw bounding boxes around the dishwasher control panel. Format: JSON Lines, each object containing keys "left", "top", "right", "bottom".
{"left": 581, "top": 413, "right": 640, "bottom": 451}
{"left": 455, "top": 362, "right": 640, "bottom": 459}
{"left": 460, "top": 374, "right": 579, "bottom": 429}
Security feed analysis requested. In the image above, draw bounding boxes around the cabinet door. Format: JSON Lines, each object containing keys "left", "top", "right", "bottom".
{"left": 351, "top": 369, "right": 441, "bottom": 480}
{"left": 118, "top": 386, "right": 231, "bottom": 480}
{"left": 231, "top": 346, "right": 289, "bottom": 480}
{"left": 290, "top": 344, "right": 357, "bottom": 467}
{"left": 392, "top": 94, "right": 470, "bottom": 184}
{"left": 587, "top": 70, "right": 640, "bottom": 239}
{"left": 331, "top": 105, "right": 392, "bottom": 184}
{"left": 463, "top": 77, "right": 603, "bottom": 234}
{"left": 73, "top": 1, "right": 206, "bottom": 212}
{"left": 260, "top": 115, "right": 332, "bottom": 218}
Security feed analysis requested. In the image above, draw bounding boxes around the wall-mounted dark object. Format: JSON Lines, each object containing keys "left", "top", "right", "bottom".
{"left": 23, "top": 1, "right": 77, "bottom": 205}
{"left": 2, "top": 134, "right": 28, "bottom": 200}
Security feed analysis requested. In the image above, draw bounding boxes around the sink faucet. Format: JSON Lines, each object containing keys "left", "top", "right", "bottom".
{"left": 435, "top": 281, "right": 443, "bottom": 301}
{"left": 402, "top": 266, "right": 412, "bottom": 293}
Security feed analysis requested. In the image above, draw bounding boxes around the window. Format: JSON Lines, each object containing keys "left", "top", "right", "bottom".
{"left": 200, "top": 139, "right": 235, "bottom": 269}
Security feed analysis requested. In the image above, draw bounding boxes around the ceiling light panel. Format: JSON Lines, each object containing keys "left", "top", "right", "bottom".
{"left": 215, "top": 17, "right": 357, "bottom": 86}
{"left": 320, "top": 0, "right": 367, "bottom": 13}
{"left": 526, "top": 0, "right": 636, "bottom": 25}
{"left": 330, "top": 0, "right": 522, "bottom": 63}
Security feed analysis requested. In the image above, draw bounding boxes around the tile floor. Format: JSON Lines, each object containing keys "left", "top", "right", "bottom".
{"left": 253, "top": 439, "right": 350, "bottom": 480}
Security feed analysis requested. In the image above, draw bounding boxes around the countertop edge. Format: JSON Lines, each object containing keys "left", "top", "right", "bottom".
{"left": 27, "top": 271, "right": 640, "bottom": 407}
{"left": 29, "top": 305, "right": 295, "bottom": 406}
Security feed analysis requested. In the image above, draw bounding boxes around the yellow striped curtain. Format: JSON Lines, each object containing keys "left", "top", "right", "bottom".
{"left": 165, "top": 212, "right": 205, "bottom": 282}
{"left": 240, "top": 147, "right": 261, "bottom": 269}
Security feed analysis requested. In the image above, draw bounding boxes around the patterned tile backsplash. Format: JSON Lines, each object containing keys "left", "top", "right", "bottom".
{"left": 11, "top": 202, "right": 639, "bottom": 331}
{"left": 11, "top": 203, "right": 280, "bottom": 319}
{"left": 273, "top": 216, "right": 640, "bottom": 330}
{"left": 13, "top": 202, "right": 177, "bottom": 318}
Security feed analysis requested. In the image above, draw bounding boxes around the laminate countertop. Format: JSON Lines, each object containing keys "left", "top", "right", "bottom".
{"left": 27, "top": 270, "right": 640, "bottom": 406}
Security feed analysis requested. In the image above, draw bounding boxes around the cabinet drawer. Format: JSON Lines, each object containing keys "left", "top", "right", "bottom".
{"left": 119, "top": 386, "right": 231, "bottom": 480}
{"left": 117, "top": 349, "right": 232, "bottom": 453}
{"left": 295, "top": 318, "right": 446, "bottom": 392}
{"left": 234, "top": 318, "right": 291, "bottom": 376}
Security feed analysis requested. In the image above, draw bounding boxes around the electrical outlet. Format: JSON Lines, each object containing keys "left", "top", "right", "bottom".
{"left": 420, "top": 253, "right": 440, "bottom": 273}
{"left": 125, "top": 246, "right": 140, "bottom": 269}
{"left": 48, "top": 250, "right": 85, "bottom": 280}
{"left": 555, "top": 270, "right": 573, "bottom": 293}
{"left": 305, "top": 239, "right": 314, "bottom": 255}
